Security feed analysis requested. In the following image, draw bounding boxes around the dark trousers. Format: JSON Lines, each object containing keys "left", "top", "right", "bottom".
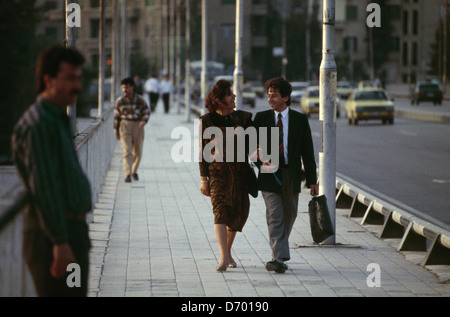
{"left": 23, "top": 213, "right": 91, "bottom": 297}
{"left": 162, "top": 93, "right": 170, "bottom": 113}
{"left": 149, "top": 92, "right": 159, "bottom": 112}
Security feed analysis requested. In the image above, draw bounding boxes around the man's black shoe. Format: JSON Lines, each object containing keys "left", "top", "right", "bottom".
{"left": 125, "top": 175, "right": 132, "bottom": 183}
{"left": 132, "top": 173, "right": 139, "bottom": 181}
{"left": 265, "top": 260, "right": 287, "bottom": 273}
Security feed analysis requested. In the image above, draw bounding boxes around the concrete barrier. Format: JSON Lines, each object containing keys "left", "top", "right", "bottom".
{"left": 336, "top": 178, "right": 450, "bottom": 266}
{"left": 0, "top": 108, "right": 116, "bottom": 296}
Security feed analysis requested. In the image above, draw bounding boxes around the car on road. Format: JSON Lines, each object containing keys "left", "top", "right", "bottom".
{"left": 242, "top": 83, "right": 256, "bottom": 108}
{"left": 345, "top": 88, "right": 394, "bottom": 125}
{"left": 300, "top": 85, "right": 341, "bottom": 118}
{"left": 300, "top": 85, "right": 320, "bottom": 117}
{"left": 410, "top": 82, "right": 443, "bottom": 105}
{"left": 337, "top": 81, "right": 354, "bottom": 102}
{"left": 290, "top": 81, "right": 309, "bottom": 104}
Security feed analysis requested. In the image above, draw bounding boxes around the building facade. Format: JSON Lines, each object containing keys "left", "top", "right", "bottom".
{"left": 35, "top": 0, "right": 447, "bottom": 84}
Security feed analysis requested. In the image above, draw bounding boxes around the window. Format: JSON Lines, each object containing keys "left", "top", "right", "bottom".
{"left": 402, "top": 10, "right": 408, "bottom": 35}
{"left": 91, "top": 19, "right": 99, "bottom": 38}
{"left": 344, "top": 37, "right": 357, "bottom": 52}
{"left": 412, "top": 10, "right": 418, "bottom": 35}
{"left": 346, "top": 5, "right": 358, "bottom": 21}
{"left": 221, "top": 24, "right": 235, "bottom": 38}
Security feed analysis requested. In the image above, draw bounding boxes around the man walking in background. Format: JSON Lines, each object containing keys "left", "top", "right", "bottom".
{"left": 114, "top": 77, "right": 150, "bottom": 183}
{"left": 144, "top": 73, "right": 160, "bottom": 112}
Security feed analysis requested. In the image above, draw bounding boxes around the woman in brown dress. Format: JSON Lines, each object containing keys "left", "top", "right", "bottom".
{"left": 199, "top": 79, "right": 254, "bottom": 272}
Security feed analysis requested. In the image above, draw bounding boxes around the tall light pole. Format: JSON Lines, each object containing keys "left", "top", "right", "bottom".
{"left": 185, "top": 0, "right": 192, "bottom": 122}
{"left": 98, "top": 0, "right": 105, "bottom": 118}
{"left": 201, "top": 0, "right": 208, "bottom": 115}
{"left": 233, "top": 0, "right": 244, "bottom": 110}
{"left": 319, "top": 0, "right": 337, "bottom": 245}
{"left": 65, "top": 0, "right": 77, "bottom": 136}
{"left": 176, "top": 0, "right": 182, "bottom": 113}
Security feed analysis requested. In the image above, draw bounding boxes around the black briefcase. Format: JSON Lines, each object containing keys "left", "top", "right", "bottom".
{"left": 308, "top": 195, "right": 334, "bottom": 243}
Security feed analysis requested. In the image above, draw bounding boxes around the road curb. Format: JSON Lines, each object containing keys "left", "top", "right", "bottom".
{"left": 335, "top": 178, "right": 450, "bottom": 273}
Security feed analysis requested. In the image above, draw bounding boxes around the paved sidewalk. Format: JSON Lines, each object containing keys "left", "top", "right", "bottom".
{"left": 87, "top": 102, "right": 450, "bottom": 298}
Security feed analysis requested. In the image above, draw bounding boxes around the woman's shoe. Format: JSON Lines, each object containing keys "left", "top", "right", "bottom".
{"left": 216, "top": 265, "right": 227, "bottom": 272}
{"left": 228, "top": 261, "right": 237, "bottom": 268}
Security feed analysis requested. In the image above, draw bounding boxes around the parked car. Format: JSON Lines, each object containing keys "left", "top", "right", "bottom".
{"left": 242, "top": 83, "right": 256, "bottom": 108}
{"left": 300, "top": 86, "right": 320, "bottom": 117}
{"left": 345, "top": 88, "right": 394, "bottom": 125}
{"left": 410, "top": 82, "right": 443, "bottom": 105}
{"left": 290, "top": 81, "right": 309, "bottom": 104}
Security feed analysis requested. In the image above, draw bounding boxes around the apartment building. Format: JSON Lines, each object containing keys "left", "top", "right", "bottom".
{"left": 35, "top": 0, "right": 446, "bottom": 84}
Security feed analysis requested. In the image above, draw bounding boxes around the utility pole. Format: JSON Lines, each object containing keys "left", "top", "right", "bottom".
{"left": 98, "top": 0, "right": 105, "bottom": 118}
{"left": 201, "top": 0, "right": 208, "bottom": 115}
{"left": 176, "top": 0, "right": 182, "bottom": 113}
{"left": 185, "top": 0, "right": 192, "bottom": 122}
{"left": 65, "top": 0, "right": 77, "bottom": 137}
{"left": 319, "top": 0, "right": 337, "bottom": 245}
{"left": 443, "top": 0, "right": 448, "bottom": 93}
{"left": 233, "top": 0, "right": 243, "bottom": 110}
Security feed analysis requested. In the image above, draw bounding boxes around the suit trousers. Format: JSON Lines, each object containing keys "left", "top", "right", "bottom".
{"left": 119, "top": 120, "right": 144, "bottom": 176}
{"left": 262, "top": 167, "right": 299, "bottom": 262}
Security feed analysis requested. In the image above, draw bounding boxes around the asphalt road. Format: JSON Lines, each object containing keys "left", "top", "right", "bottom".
{"left": 249, "top": 97, "right": 450, "bottom": 230}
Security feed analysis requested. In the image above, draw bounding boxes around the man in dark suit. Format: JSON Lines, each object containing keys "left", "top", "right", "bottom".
{"left": 253, "top": 77, "right": 318, "bottom": 273}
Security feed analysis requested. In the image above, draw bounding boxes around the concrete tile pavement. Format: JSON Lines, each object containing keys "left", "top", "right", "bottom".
{"left": 87, "top": 101, "right": 450, "bottom": 299}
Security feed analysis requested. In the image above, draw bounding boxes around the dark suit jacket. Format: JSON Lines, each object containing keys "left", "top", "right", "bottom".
{"left": 253, "top": 108, "right": 317, "bottom": 193}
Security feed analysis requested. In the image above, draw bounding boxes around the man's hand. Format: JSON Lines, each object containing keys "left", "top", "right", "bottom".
{"left": 115, "top": 130, "right": 120, "bottom": 140}
{"left": 309, "top": 184, "right": 319, "bottom": 196}
{"left": 139, "top": 121, "right": 146, "bottom": 129}
{"left": 50, "top": 243, "right": 76, "bottom": 278}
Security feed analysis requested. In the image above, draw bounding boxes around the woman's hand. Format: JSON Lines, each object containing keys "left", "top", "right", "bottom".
{"left": 200, "top": 178, "right": 210, "bottom": 196}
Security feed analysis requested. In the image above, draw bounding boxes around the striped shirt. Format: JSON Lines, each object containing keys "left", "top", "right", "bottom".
{"left": 11, "top": 98, "right": 92, "bottom": 244}
{"left": 114, "top": 93, "right": 150, "bottom": 130}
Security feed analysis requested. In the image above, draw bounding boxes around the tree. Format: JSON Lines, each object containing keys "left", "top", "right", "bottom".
{"left": 0, "top": 0, "right": 58, "bottom": 164}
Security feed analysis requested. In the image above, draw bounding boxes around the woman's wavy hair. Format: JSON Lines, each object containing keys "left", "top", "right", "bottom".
{"left": 205, "top": 79, "right": 232, "bottom": 113}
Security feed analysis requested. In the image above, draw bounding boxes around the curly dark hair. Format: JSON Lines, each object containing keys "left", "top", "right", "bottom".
{"left": 205, "top": 79, "right": 232, "bottom": 113}
{"left": 264, "top": 77, "right": 292, "bottom": 106}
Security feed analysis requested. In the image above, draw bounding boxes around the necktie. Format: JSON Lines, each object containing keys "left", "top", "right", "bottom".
{"left": 277, "top": 113, "right": 285, "bottom": 166}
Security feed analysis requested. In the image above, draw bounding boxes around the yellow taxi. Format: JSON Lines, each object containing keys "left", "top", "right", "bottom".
{"left": 300, "top": 86, "right": 320, "bottom": 117}
{"left": 345, "top": 88, "right": 394, "bottom": 125}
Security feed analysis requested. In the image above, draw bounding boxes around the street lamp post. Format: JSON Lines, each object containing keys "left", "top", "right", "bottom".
{"left": 233, "top": 0, "right": 243, "bottom": 110}
{"left": 319, "top": 0, "right": 337, "bottom": 245}
{"left": 65, "top": 0, "right": 77, "bottom": 136}
{"left": 201, "top": 0, "right": 208, "bottom": 115}
{"left": 185, "top": 0, "right": 192, "bottom": 122}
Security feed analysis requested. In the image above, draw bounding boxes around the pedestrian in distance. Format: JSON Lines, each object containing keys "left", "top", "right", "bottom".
{"left": 133, "top": 74, "right": 144, "bottom": 95}
{"left": 199, "top": 79, "right": 254, "bottom": 272}
{"left": 114, "top": 77, "right": 150, "bottom": 183}
{"left": 144, "top": 73, "right": 160, "bottom": 112}
{"left": 11, "top": 45, "right": 92, "bottom": 296}
{"left": 253, "top": 77, "right": 319, "bottom": 273}
{"left": 159, "top": 74, "right": 173, "bottom": 114}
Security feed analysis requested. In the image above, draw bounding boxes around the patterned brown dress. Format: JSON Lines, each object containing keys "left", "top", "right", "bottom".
{"left": 199, "top": 110, "right": 253, "bottom": 232}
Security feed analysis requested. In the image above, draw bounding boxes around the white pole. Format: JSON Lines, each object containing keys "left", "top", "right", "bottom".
{"left": 65, "top": 0, "right": 77, "bottom": 136}
{"left": 98, "top": 0, "right": 105, "bottom": 118}
{"left": 233, "top": 0, "right": 243, "bottom": 110}
{"left": 319, "top": 0, "right": 337, "bottom": 245}
{"left": 185, "top": 0, "right": 192, "bottom": 122}
{"left": 201, "top": 0, "right": 208, "bottom": 115}
{"left": 176, "top": 0, "right": 181, "bottom": 113}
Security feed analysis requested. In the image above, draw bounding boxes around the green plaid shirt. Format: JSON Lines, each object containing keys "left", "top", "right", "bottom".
{"left": 11, "top": 98, "right": 92, "bottom": 244}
